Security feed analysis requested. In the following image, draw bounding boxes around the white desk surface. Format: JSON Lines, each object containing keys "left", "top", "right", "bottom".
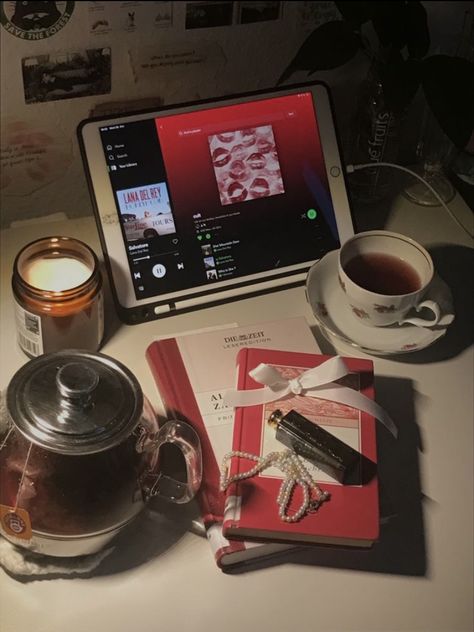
{"left": 0, "top": 194, "right": 473, "bottom": 632}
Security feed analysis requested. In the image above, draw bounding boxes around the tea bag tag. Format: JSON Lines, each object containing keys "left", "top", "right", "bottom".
{"left": 0, "top": 505, "right": 32, "bottom": 542}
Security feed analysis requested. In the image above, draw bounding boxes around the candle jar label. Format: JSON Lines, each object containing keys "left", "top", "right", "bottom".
{"left": 14, "top": 302, "right": 44, "bottom": 357}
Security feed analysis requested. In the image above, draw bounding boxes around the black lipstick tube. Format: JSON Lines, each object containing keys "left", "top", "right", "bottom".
{"left": 268, "top": 409, "right": 361, "bottom": 484}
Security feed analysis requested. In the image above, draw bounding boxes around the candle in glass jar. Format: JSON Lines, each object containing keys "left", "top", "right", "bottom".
{"left": 12, "top": 237, "right": 104, "bottom": 358}
{"left": 23, "top": 257, "right": 92, "bottom": 292}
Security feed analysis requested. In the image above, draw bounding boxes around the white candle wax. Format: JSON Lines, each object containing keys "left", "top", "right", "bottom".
{"left": 24, "top": 257, "right": 92, "bottom": 292}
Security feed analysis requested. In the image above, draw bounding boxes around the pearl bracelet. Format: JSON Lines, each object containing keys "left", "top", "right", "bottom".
{"left": 220, "top": 449, "right": 330, "bottom": 523}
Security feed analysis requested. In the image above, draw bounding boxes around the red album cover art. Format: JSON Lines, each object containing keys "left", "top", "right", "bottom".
{"left": 208, "top": 125, "right": 285, "bottom": 206}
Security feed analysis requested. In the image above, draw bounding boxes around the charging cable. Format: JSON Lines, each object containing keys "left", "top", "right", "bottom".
{"left": 346, "top": 162, "right": 474, "bottom": 240}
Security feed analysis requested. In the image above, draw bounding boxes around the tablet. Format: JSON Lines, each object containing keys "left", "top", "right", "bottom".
{"left": 78, "top": 82, "right": 354, "bottom": 324}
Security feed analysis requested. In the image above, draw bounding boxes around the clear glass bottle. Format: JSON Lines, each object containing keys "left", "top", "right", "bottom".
{"left": 349, "top": 62, "right": 404, "bottom": 203}
{"left": 12, "top": 236, "right": 104, "bottom": 357}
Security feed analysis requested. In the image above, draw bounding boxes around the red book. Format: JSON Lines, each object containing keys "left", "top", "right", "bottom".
{"left": 145, "top": 318, "right": 321, "bottom": 568}
{"left": 222, "top": 348, "right": 379, "bottom": 547}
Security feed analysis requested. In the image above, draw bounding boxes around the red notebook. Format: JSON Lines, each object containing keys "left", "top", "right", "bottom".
{"left": 145, "top": 318, "right": 321, "bottom": 568}
{"left": 222, "top": 348, "right": 379, "bottom": 548}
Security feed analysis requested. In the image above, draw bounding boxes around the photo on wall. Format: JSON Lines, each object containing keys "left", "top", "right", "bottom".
{"left": 185, "top": 1, "right": 234, "bottom": 29}
{"left": 208, "top": 125, "right": 285, "bottom": 206}
{"left": 238, "top": 1, "right": 282, "bottom": 24}
{"left": 22, "top": 47, "right": 111, "bottom": 104}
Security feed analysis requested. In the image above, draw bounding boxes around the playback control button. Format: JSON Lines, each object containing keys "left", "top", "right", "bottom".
{"left": 152, "top": 263, "right": 166, "bottom": 278}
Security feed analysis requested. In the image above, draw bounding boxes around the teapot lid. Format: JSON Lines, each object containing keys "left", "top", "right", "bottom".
{"left": 6, "top": 350, "right": 144, "bottom": 455}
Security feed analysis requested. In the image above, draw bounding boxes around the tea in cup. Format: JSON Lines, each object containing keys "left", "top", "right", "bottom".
{"left": 338, "top": 231, "right": 441, "bottom": 327}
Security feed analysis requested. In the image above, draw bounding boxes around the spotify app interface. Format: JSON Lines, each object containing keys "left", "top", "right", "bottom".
{"left": 100, "top": 92, "right": 339, "bottom": 300}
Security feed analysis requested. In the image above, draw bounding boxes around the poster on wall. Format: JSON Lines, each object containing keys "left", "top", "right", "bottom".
{"left": 237, "top": 1, "right": 282, "bottom": 24}
{"left": 185, "top": 2, "right": 234, "bottom": 29}
{"left": 88, "top": 1, "right": 172, "bottom": 35}
{"left": 22, "top": 48, "right": 112, "bottom": 104}
{"left": 0, "top": 1, "right": 75, "bottom": 40}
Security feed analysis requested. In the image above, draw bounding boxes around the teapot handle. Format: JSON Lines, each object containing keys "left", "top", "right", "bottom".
{"left": 140, "top": 419, "right": 202, "bottom": 504}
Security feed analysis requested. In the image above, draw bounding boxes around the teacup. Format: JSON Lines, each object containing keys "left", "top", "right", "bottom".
{"left": 338, "top": 230, "right": 441, "bottom": 327}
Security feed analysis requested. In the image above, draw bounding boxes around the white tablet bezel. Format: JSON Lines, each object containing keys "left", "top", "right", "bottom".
{"left": 78, "top": 82, "right": 354, "bottom": 323}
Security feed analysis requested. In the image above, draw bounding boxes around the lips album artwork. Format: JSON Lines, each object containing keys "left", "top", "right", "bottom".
{"left": 208, "top": 125, "right": 285, "bottom": 206}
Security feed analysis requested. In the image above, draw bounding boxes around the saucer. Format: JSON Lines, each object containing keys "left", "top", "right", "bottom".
{"left": 306, "top": 250, "right": 455, "bottom": 355}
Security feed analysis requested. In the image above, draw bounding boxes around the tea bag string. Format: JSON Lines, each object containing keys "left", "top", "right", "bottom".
{"left": 0, "top": 427, "right": 13, "bottom": 452}
{"left": 14, "top": 442, "right": 33, "bottom": 511}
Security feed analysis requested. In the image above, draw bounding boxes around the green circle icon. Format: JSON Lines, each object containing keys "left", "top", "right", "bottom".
{"left": 205, "top": 233, "right": 211, "bottom": 239}
{"left": 307, "top": 209, "right": 317, "bottom": 220}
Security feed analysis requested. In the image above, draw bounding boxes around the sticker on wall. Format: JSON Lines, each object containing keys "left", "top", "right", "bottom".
{"left": 0, "top": 119, "right": 73, "bottom": 196}
{"left": 237, "top": 1, "right": 282, "bottom": 24}
{"left": 185, "top": 1, "right": 234, "bottom": 30}
{"left": 1, "top": 1, "right": 75, "bottom": 40}
{"left": 88, "top": 1, "right": 112, "bottom": 35}
{"left": 130, "top": 41, "right": 226, "bottom": 100}
{"left": 153, "top": 1, "right": 172, "bottom": 28}
{"left": 299, "top": 1, "right": 341, "bottom": 32}
{"left": 22, "top": 48, "right": 111, "bottom": 104}
{"left": 119, "top": 2, "right": 140, "bottom": 32}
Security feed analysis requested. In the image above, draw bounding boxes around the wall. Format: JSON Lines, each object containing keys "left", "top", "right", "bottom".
{"left": 0, "top": 1, "right": 470, "bottom": 228}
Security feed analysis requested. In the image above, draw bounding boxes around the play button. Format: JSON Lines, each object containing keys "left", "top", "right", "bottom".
{"left": 152, "top": 263, "right": 166, "bottom": 278}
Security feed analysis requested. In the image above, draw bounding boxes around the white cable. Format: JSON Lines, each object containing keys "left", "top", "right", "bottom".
{"left": 346, "top": 161, "right": 474, "bottom": 240}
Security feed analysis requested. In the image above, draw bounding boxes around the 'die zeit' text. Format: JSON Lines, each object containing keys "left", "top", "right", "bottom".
{"left": 222, "top": 331, "right": 272, "bottom": 349}
{"left": 224, "top": 331, "right": 265, "bottom": 344}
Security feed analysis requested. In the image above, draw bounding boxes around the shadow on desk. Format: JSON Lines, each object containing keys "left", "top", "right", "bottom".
{"left": 313, "top": 245, "right": 473, "bottom": 364}
{"left": 226, "top": 376, "right": 428, "bottom": 577}
{"left": 92, "top": 443, "right": 201, "bottom": 577}
{"left": 394, "top": 244, "right": 474, "bottom": 363}
{"left": 90, "top": 499, "right": 200, "bottom": 578}
{"left": 99, "top": 260, "right": 122, "bottom": 345}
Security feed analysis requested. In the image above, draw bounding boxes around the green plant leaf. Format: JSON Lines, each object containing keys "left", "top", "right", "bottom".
{"left": 335, "top": 1, "right": 373, "bottom": 27}
{"left": 405, "top": 1, "right": 430, "bottom": 59}
{"left": 421, "top": 55, "right": 474, "bottom": 149}
{"left": 277, "top": 21, "right": 361, "bottom": 85}
{"left": 379, "top": 54, "right": 422, "bottom": 113}
{"left": 371, "top": 1, "right": 408, "bottom": 50}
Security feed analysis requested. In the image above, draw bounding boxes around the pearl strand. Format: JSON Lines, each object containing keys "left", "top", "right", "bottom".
{"left": 220, "top": 449, "right": 330, "bottom": 523}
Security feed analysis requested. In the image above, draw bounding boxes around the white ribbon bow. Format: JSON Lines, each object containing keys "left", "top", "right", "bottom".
{"left": 223, "top": 356, "right": 397, "bottom": 437}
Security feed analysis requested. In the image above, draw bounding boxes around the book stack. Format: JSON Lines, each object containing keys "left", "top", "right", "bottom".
{"left": 146, "top": 317, "right": 379, "bottom": 571}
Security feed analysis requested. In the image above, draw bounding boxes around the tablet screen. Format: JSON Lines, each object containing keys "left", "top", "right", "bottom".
{"left": 79, "top": 82, "right": 353, "bottom": 321}
{"left": 98, "top": 91, "right": 341, "bottom": 302}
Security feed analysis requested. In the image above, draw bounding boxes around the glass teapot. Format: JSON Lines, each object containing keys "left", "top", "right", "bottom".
{"left": 0, "top": 350, "right": 202, "bottom": 557}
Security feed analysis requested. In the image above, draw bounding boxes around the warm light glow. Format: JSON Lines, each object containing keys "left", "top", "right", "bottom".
{"left": 24, "top": 257, "right": 91, "bottom": 291}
